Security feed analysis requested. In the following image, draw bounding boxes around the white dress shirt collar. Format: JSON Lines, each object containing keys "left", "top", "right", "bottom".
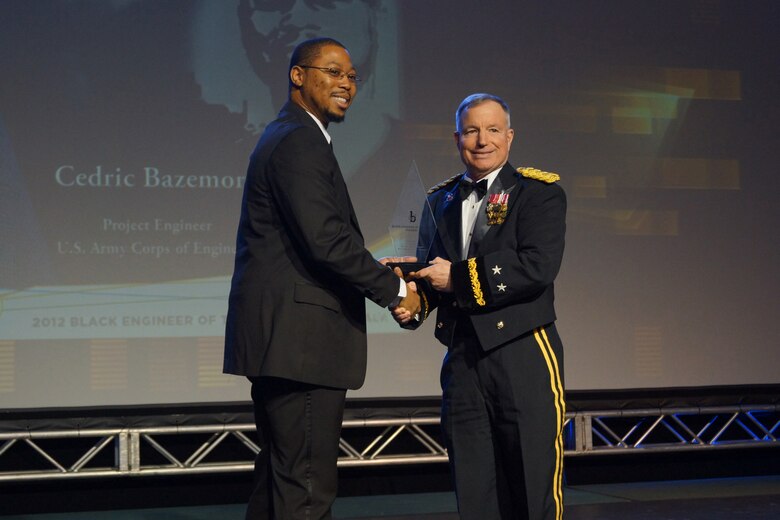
{"left": 461, "top": 164, "right": 505, "bottom": 258}
{"left": 304, "top": 110, "right": 332, "bottom": 144}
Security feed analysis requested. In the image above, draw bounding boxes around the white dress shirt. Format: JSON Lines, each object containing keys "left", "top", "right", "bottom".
{"left": 461, "top": 166, "right": 503, "bottom": 258}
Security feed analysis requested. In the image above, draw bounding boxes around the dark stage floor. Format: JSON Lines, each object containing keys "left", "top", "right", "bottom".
{"left": 3, "top": 475, "right": 779, "bottom": 519}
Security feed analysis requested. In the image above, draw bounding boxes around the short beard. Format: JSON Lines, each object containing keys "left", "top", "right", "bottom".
{"left": 327, "top": 112, "right": 346, "bottom": 123}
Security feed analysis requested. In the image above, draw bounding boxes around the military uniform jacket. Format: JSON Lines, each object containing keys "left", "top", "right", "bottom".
{"left": 223, "top": 102, "right": 400, "bottom": 389}
{"left": 412, "top": 162, "right": 566, "bottom": 351}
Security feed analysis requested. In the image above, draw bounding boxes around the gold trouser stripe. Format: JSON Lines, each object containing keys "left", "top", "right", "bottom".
{"left": 534, "top": 327, "right": 565, "bottom": 520}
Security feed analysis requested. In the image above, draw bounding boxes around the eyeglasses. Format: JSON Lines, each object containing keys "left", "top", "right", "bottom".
{"left": 299, "top": 66, "right": 362, "bottom": 84}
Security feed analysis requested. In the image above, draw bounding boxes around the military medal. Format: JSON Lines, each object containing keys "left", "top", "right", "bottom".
{"left": 486, "top": 192, "right": 509, "bottom": 225}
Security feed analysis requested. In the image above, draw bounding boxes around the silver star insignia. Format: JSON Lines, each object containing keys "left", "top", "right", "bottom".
{"left": 497, "top": 283, "right": 507, "bottom": 292}
{"left": 492, "top": 265, "right": 502, "bottom": 275}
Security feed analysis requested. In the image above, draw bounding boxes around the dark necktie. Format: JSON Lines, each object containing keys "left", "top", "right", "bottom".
{"left": 459, "top": 178, "right": 488, "bottom": 201}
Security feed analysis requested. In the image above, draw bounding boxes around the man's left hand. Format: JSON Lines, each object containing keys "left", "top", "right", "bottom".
{"left": 414, "top": 257, "right": 453, "bottom": 292}
{"left": 379, "top": 256, "right": 418, "bottom": 281}
{"left": 378, "top": 255, "right": 417, "bottom": 266}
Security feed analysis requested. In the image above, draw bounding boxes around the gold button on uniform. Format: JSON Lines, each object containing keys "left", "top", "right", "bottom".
{"left": 496, "top": 321, "right": 504, "bottom": 330}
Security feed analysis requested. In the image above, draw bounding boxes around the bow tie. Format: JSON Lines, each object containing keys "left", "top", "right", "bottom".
{"left": 459, "top": 178, "right": 488, "bottom": 201}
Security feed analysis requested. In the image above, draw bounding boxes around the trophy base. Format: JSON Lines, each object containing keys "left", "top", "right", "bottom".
{"left": 386, "top": 262, "right": 428, "bottom": 276}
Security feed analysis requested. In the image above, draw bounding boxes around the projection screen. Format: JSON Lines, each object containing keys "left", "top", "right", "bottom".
{"left": 1, "top": 0, "right": 778, "bottom": 408}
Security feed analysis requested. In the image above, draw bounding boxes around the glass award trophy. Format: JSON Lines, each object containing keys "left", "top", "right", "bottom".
{"left": 386, "top": 161, "right": 436, "bottom": 275}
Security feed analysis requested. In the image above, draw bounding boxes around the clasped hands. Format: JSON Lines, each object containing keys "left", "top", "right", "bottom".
{"left": 380, "top": 256, "right": 453, "bottom": 325}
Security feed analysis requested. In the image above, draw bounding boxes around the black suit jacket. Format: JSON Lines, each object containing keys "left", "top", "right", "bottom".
{"left": 224, "top": 102, "right": 399, "bottom": 389}
{"left": 413, "top": 162, "right": 566, "bottom": 351}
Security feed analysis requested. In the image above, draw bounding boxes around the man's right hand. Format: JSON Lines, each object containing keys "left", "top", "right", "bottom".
{"left": 392, "top": 280, "right": 421, "bottom": 325}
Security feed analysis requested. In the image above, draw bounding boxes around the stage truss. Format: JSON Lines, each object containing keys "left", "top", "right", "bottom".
{"left": 0, "top": 404, "right": 777, "bottom": 482}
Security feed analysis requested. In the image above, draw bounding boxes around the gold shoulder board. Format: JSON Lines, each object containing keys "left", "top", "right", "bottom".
{"left": 517, "top": 167, "right": 560, "bottom": 184}
{"left": 427, "top": 173, "right": 462, "bottom": 194}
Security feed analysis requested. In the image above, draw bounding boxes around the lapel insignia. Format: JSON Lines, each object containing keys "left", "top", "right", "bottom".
{"left": 486, "top": 192, "right": 509, "bottom": 225}
{"left": 445, "top": 192, "right": 454, "bottom": 202}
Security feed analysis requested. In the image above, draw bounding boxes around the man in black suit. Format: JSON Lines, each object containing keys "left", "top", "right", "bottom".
{"left": 224, "top": 38, "right": 420, "bottom": 520}
{"left": 391, "top": 93, "right": 566, "bottom": 520}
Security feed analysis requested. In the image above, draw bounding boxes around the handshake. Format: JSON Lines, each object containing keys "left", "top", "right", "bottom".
{"left": 380, "top": 255, "right": 453, "bottom": 325}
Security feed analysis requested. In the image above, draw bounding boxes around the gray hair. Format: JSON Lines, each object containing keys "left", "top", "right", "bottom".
{"left": 455, "top": 93, "right": 511, "bottom": 132}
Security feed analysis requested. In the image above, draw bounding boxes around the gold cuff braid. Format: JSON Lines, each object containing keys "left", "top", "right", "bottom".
{"left": 467, "top": 258, "right": 486, "bottom": 306}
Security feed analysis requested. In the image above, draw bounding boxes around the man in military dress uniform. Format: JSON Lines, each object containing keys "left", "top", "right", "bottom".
{"left": 391, "top": 93, "right": 567, "bottom": 520}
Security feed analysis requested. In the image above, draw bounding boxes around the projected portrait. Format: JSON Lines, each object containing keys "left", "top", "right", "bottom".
{"left": 191, "top": 0, "right": 399, "bottom": 176}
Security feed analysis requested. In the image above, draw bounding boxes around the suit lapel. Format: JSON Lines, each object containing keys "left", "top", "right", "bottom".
{"left": 331, "top": 147, "right": 364, "bottom": 242}
{"left": 285, "top": 102, "right": 364, "bottom": 242}
{"left": 339, "top": 171, "right": 363, "bottom": 239}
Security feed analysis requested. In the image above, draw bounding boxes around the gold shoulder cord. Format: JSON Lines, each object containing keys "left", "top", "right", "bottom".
{"left": 467, "top": 258, "right": 486, "bottom": 306}
{"left": 427, "top": 173, "right": 462, "bottom": 194}
{"left": 517, "top": 166, "right": 560, "bottom": 184}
